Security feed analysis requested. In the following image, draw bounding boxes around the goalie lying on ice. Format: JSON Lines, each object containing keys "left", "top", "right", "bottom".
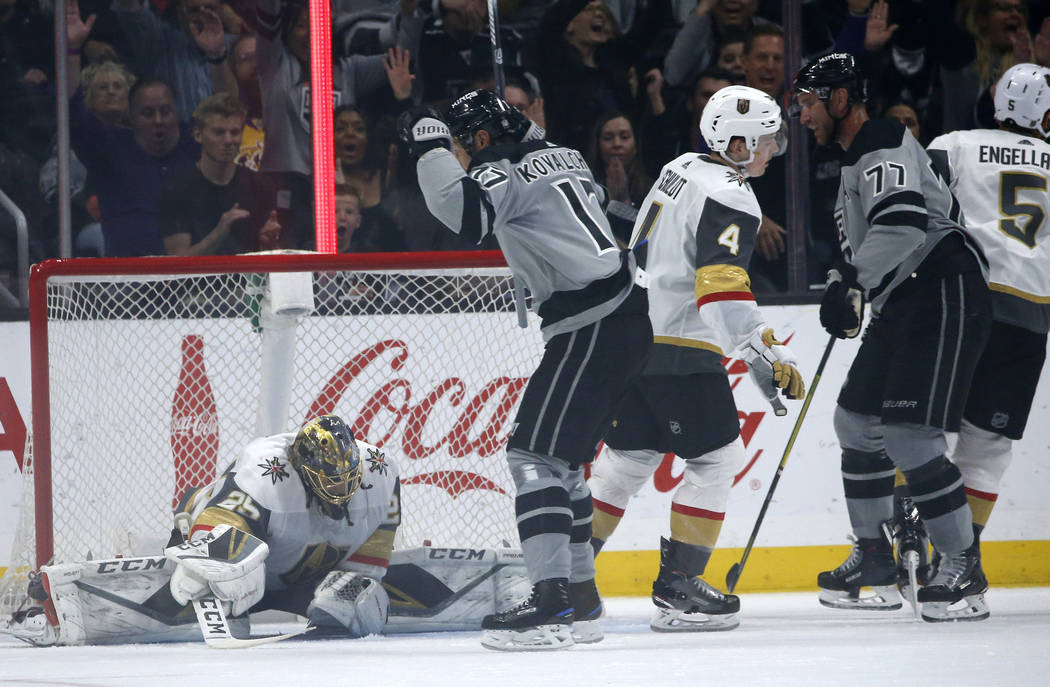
{"left": 5, "top": 414, "right": 529, "bottom": 646}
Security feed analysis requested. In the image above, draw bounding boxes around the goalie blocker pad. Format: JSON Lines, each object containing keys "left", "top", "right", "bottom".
{"left": 383, "top": 546, "right": 529, "bottom": 633}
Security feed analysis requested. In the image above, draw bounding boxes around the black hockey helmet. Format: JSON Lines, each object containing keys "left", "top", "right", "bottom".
{"left": 446, "top": 89, "right": 522, "bottom": 148}
{"left": 793, "top": 52, "right": 867, "bottom": 104}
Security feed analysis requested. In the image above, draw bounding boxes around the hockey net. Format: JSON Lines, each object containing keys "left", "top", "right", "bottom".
{"left": 1, "top": 251, "right": 541, "bottom": 614}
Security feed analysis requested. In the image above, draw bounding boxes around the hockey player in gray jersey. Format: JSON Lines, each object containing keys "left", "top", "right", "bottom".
{"left": 794, "top": 53, "right": 993, "bottom": 622}
{"left": 398, "top": 90, "right": 652, "bottom": 650}
{"left": 587, "top": 85, "right": 804, "bottom": 633}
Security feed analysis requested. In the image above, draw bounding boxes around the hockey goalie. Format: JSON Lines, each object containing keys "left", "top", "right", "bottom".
{"left": 4, "top": 414, "right": 529, "bottom": 646}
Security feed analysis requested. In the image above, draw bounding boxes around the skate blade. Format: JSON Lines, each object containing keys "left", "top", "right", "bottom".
{"left": 901, "top": 551, "right": 921, "bottom": 620}
{"left": 921, "top": 594, "right": 990, "bottom": 623}
{"left": 480, "top": 624, "right": 575, "bottom": 651}
{"left": 571, "top": 619, "right": 603, "bottom": 644}
{"left": 650, "top": 607, "right": 739, "bottom": 632}
{"left": 818, "top": 586, "right": 902, "bottom": 611}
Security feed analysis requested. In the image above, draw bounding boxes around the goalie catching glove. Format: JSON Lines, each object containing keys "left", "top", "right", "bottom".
{"left": 166, "top": 524, "right": 268, "bottom": 616}
{"left": 396, "top": 106, "right": 452, "bottom": 159}
{"left": 821, "top": 262, "right": 864, "bottom": 339}
{"left": 744, "top": 328, "right": 805, "bottom": 400}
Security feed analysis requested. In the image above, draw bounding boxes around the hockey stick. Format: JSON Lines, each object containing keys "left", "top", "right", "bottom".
{"left": 487, "top": 0, "right": 528, "bottom": 328}
{"left": 192, "top": 597, "right": 313, "bottom": 649}
{"left": 725, "top": 334, "right": 837, "bottom": 593}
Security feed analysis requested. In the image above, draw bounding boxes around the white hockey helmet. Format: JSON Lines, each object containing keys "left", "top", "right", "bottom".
{"left": 700, "top": 85, "right": 786, "bottom": 163}
{"left": 994, "top": 62, "right": 1050, "bottom": 138}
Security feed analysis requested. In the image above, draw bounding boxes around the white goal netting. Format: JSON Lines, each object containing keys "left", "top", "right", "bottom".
{"left": 1, "top": 253, "right": 542, "bottom": 614}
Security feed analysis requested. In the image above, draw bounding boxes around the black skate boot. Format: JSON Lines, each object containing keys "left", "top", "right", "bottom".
{"left": 817, "top": 535, "right": 902, "bottom": 610}
{"left": 918, "top": 542, "right": 989, "bottom": 622}
{"left": 887, "top": 494, "right": 932, "bottom": 616}
{"left": 480, "top": 578, "right": 574, "bottom": 651}
{"left": 569, "top": 579, "right": 603, "bottom": 644}
{"left": 650, "top": 537, "right": 740, "bottom": 632}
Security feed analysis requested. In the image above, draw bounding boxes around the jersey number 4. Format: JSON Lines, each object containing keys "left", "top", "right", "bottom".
{"left": 999, "top": 171, "right": 1047, "bottom": 248}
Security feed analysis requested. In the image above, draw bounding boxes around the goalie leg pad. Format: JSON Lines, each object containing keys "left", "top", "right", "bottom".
{"left": 3, "top": 557, "right": 244, "bottom": 646}
{"left": 383, "top": 546, "right": 530, "bottom": 634}
{"left": 307, "top": 571, "right": 389, "bottom": 638}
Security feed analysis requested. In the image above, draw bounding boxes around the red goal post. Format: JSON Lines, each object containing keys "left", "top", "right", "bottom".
{"left": 10, "top": 251, "right": 540, "bottom": 594}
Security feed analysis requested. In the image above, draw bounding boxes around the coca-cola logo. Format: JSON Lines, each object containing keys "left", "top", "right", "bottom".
{"left": 305, "top": 339, "right": 781, "bottom": 498}
{"left": 171, "top": 413, "right": 220, "bottom": 436}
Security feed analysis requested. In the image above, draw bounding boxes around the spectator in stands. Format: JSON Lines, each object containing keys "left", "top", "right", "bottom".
{"left": 253, "top": 0, "right": 421, "bottom": 250}
{"left": 713, "top": 29, "right": 747, "bottom": 79}
{"left": 417, "top": 0, "right": 524, "bottom": 104}
{"left": 739, "top": 23, "right": 787, "bottom": 292}
{"left": 504, "top": 71, "right": 546, "bottom": 130}
{"left": 229, "top": 33, "right": 266, "bottom": 170}
{"left": 114, "top": 0, "right": 239, "bottom": 123}
{"left": 82, "top": 61, "right": 136, "bottom": 127}
{"left": 335, "top": 183, "right": 363, "bottom": 253}
{"left": 158, "top": 93, "right": 280, "bottom": 255}
{"left": 66, "top": 0, "right": 201, "bottom": 257}
{"left": 645, "top": 67, "right": 738, "bottom": 166}
{"left": 885, "top": 101, "right": 921, "bottom": 142}
{"left": 537, "top": 0, "right": 671, "bottom": 152}
{"left": 334, "top": 104, "right": 404, "bottom": 252}
{"left": 663, "top": 0, "right": 771, "bottom": 90}
{"left": 0, "top": 0, "right": 56, "bottom": 161}
{"left": 585, "top": 111, "right": 652, "bottom": 244}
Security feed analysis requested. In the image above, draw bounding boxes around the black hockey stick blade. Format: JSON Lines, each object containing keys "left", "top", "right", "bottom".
{"left": 725, "top": 562, "right": 743, "bottom": 592}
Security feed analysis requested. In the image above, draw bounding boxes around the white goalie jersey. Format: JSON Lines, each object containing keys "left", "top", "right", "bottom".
{"left": 928, "top": 128, "right": 1050, "bottom": 332}
{"left": 628, "top": 153, "right": 765, "bottom": 374}
{"left": 183, "top": 432, "right": 401, "bottom": 587}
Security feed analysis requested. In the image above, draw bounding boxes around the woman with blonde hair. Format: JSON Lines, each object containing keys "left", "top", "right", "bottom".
{"left": 81, "top": 61, "right": 136, "bottom": 126}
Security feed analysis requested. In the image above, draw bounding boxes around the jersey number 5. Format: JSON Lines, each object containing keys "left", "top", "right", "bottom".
{"left": 999, "top": 171, "right": 1047, "bottom": 248}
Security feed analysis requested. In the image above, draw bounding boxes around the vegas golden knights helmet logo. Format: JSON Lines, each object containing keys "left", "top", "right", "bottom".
{"left": 736, "top": 98, "right": 750, "bottom": 114}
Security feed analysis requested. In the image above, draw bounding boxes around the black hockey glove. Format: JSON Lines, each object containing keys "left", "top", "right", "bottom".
{"left": 502, "top": 106, "right": 545, "bottom": 142}
{"left": 396, "top": 106, "right": 452, "bottom": 159}
{"left": 820, "top": 262, "right": 865, "bottom": 339}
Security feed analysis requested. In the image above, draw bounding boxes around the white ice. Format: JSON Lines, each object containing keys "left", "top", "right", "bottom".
{"left": 3, "top": 588, "right": 1049, "bottom": 687}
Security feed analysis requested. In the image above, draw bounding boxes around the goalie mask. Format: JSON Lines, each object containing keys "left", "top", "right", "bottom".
{"left": 446, "top": 89, "right": 520, "bottom": 149}
{"left": 290, "top": 415, "right": 363, "bottom": 513}
{"left": 994, "top": 63, "right": 1050, "bottom": 139}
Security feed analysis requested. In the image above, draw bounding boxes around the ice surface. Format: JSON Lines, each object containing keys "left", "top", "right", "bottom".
{"left": 2, "top": 588, "right": 1048, "bottom": 687}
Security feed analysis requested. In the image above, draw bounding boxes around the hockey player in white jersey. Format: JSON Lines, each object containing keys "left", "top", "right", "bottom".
{"left": 587, "top": 85, "right": 805, "bottom": 632}
{"left": 923, "top": 63, "right": 1050, "bottom": 578}
{"left": 6, "top": 414, "right": 528, "bottom": 645}
{"left": 398, "top": 90, "right": 652, "bottom": 650}
{"left": 794, "top": 53, "right": 993, "bottom": 622}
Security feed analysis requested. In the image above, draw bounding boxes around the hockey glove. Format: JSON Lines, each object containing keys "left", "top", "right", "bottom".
{"left": 166, "top": 524, "right": 268, "bottom": 617}
{"left": 396, "top": 106, "right": 452, "bottom": 159}
{"left": 502, "top": 105, "right": 546, "bottom": 142}
{"left": 744, "top": 328, "right": 805, "bottom": 400}
{"left": 820, "top": 262, "right": 864, "bottom": 339}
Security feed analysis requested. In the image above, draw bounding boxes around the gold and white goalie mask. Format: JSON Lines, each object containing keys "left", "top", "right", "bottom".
{"left": 290, "top": 415, "right": 364, "bottom": 515}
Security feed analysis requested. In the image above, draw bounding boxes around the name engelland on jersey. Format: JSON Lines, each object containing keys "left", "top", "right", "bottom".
{"left": 978, "top": 143, "right": 1050, "bottom": 169}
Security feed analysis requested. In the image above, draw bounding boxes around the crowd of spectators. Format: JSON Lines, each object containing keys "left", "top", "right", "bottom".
{"left": 3, "top": 0, "right": 1050, "bottom": 294}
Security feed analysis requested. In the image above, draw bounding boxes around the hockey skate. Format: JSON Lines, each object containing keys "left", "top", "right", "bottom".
{"left": 569, "top": 579, "right": 604, "bottom": 644}
{"left": 918, "top": 543, "right": 989, "bottom": 622}
{"left": 650, "top": 538, "right": 740, "bottom": 632}
{"left": 480, "top": 578, "right": 575, "bottom": 651}
{"left": 817, "top": 536, "right": 902, "bottom": 610}
{"left": 2, "top": 607, "right": 58, "bottom": 647}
